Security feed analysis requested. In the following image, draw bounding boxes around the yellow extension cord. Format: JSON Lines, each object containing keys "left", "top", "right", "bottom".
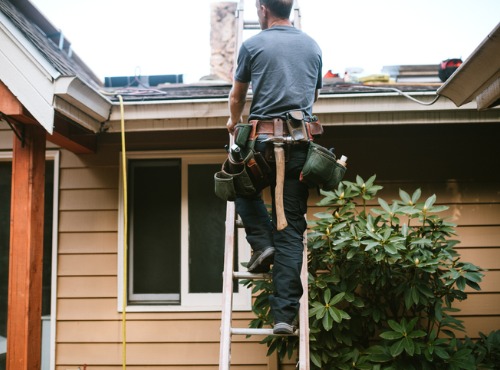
{"left": 118, "top": 95, "right": 128, "bottom": 369}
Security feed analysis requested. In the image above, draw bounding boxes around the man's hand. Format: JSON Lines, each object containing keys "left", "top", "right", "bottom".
{"left": 227, "top": 117, "right": 237, "bottom": 134}
{"left": 227, "top": 80, "right": 249, "bottom": 134}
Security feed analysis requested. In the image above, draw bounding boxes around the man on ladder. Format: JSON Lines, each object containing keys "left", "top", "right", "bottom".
{"left": 226, "top": 0, "right": 323, "bottom": 336}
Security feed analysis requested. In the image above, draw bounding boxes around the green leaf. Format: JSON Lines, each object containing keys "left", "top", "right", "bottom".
{"left": 409, "top": 330, "right": 427, "bottom": 339}
{"left": 464, "top": 271, "right": 483, "bottom": 283}
{"left": 429, "top": 205, "right": 448, "bottom": 213}
{"left": 399, "top": 189, "right": 411, "bottom": 205}
{"left": 403, "top": 337, "right": 415, "bottom": 356}
{"left": 378, "top": 198, "right": 392, "bottom": 213}
{"left": 424, "top": 194, "right": 436, "bottom": 210}
{"left": 384, "top": 243, "right": 398, "bottom": 254}
{"left": 410, "top": 188, "right": 421, "bottom": 203}
{"left": 309, "top": 303, "right": 325, "bottom": 318}
{"left": 390, "top": 339, "right": 405, "bottom": 357}
{"left": 434, "top": 346, "right": 450, "bottom": 360}
{"left": 324, "top": 289, "right": 331, "bottom": 304}
{"left": 364, "top": 241, "right": 380, "bottom": 252}
{"left": 329, "top": 306, "right": 343, "bottom": 323}
{"left": 329, "top": 292, "right": 345, "bottom": 305}
{"left": 322, "top": 309, "right": 333, "bottom": 330}
{"left": 380, "top": 331, "right": 404, "bottom": 340}
{"left": 387, "top": 320, "right": 403, "bottom": 332}
{"left": 310, "top": 351, "right": 322, "bottom": 368}
{"left": 456, "top": 276, "right": 466, "bottom": 291}
{"left": 313, "top": 211, "right": 334, "bottom": 219}
{"left": 340, "top": 310, "right": 351, "bottom": 320}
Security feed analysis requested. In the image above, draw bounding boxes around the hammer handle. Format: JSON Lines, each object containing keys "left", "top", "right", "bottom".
{"left": 274, "top": 145, "right": 287, "bottom": 231}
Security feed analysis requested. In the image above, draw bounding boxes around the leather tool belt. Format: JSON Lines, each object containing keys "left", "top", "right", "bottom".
{"left": 248, "top": 118, "right": 323, "bottom": 141}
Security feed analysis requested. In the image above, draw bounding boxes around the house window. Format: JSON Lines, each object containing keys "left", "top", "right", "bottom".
{"left": 128, "top": 159, "right": 182, "bottom": 304}
{"left": 119, "top": 151, "right": 251, "bottom": 311}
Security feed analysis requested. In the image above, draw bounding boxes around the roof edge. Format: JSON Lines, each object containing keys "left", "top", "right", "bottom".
{"left": 437, "top": 22, "right": 500, "bottom": 108}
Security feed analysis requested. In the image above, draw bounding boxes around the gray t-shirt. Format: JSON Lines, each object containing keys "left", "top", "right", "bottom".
{"left": 235, "top": 25, "right": 322, "bottom": 121}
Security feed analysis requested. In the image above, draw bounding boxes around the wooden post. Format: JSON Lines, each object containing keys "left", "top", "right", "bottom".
{"left": 6, "top": 123, "right": 46, "bottom": 370}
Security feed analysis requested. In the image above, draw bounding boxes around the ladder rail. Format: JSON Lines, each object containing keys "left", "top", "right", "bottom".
{"left": 298, "top": 233, "right": 310, "bottom": 370}
{"left": 218, "top": 201, "right": 236, "bottom": 370}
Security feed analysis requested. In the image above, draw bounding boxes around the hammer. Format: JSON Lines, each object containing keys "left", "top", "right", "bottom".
{"left": 264, "top": 136, "right": 288, "bottom": 231}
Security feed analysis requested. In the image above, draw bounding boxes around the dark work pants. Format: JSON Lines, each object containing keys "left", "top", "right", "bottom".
{"left": 235, "top": 138, "right": 309, "bottom": 325}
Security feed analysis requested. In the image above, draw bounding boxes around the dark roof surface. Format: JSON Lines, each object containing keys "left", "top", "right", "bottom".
{"left": 101, "top": 81, "right": 441, "bottom": 103}
{"left": 1, "top": 0, "right": 102, "bottom": 88}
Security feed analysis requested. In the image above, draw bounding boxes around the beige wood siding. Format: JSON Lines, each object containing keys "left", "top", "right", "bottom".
{"left": 56, "top": 144, "right": 272, "bottom": 369}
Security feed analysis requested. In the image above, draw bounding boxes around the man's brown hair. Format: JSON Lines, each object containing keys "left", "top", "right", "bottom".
{"left": 259, "top": 0, "right": 293, "bottom": 19}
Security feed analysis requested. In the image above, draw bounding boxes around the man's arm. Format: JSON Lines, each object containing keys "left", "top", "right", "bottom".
{"left": 314, "top": 89, "right": 320, "bottom": 102}
{"left": 227, "top": 80, "right": 250, "bottom": 133}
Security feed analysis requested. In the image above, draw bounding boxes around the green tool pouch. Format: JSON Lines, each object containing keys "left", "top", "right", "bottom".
{"left": 214, "top": 149, "right": 270, "bottom": 201}
{"left": 300, "top": 142, "right": 346, "bottom": 191}
{"left": 234, "top": 123, "right": 253, "bottom": 149}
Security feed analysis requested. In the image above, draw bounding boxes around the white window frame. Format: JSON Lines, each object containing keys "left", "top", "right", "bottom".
{"left": 117, "top": 150, "right": 251, "bottom": 312}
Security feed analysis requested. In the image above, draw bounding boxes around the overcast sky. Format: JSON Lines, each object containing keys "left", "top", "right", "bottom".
{"left": 29, "top": 0, "right": 500, "bottom": 83}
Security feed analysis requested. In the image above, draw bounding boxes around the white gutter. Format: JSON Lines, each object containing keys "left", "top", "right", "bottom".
{"left": 437, "top": 22, "right": 500, "bottom": 109}
{"left": 53, "top": 76, "right": 112, "bottom": 132}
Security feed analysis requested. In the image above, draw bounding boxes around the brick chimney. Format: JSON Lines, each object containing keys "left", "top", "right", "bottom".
{"left": 210, "top": 2, "right": 237, "bottom": 82}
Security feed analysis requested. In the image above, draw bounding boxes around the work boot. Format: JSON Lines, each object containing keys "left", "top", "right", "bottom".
{"left": 247, "top": 247, "right": 274, "bottom": 273}
{"left": 273, "top": 322, "right": 296, "bottom": 335}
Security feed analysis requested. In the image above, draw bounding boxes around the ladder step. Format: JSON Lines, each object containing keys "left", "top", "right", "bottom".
{"left": 243, "top": 20, "right": 260, "bottom": 30}
{"left": 233, "top": 271, "right": 271, "bottom": 280}
{"left": 231, "top": 327, "right": 299, "bottom": 336}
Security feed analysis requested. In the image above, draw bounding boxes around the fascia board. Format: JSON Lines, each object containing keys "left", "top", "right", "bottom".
{"left": 54, "top": 76, "right": 112, "bottom": 123}
{"left": 108, "top": 98, "right": 230, "bottom": 121}
{"left": 0, "top": 12, "right": 59, "bottom": 133}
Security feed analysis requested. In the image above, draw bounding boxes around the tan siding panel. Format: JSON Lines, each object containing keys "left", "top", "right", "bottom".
{"left": 56, "top": 298, "right": 253, "bottom": 321}
{"left": 60, "top": 146, "right": 119, "bottom": 168}
{"left": 57, "top": 298, "right": 121, "bottom": 321}
{"left": 57, "top": 320, "right": 263, "bottom": 343}
{"left": 56, "top": 342, "right": 266, "bottom": 365}
{"left": 58, "top": 254, "right": 117, "bottom": 276}
{"left": 454, "top": 293, "right": 500, "bottom": 315}
{"left": 60, "top": 189, "right": 119, "bottom": 210}
{"left": 56, "top": 367, "right": 265, "bottom": 370}
{"left": 60, "top": 167, "right": 118, "bottom": 189}
{"left": 455, "top": 226, "right": 500, "bottom": 248}
{"left": 464, "top": 270, "right": 500, "bottom": 293}
{"left": 58, "top": 232, "right": 117, "bottom": 254}
{"left": 442, "top": 204, "right": 500, "bottom": 225}
{"left": 454, "top": 316, "right": 500, "bottom": 338}
{"left": 58, "top": 276, "right": 117, "bottom": 298}
{"left": 59, "top": 210, "right": 118, "bottom": 232}
{"left": 458, "top": 248, "right": 500, "bottom": 270}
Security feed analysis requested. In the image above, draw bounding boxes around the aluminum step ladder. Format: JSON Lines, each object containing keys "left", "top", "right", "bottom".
{"left": 218, "top": 199, "right": 310, "bottom": 369}
{"left": 219, "top": 2, "right": 308, "bottom": 368}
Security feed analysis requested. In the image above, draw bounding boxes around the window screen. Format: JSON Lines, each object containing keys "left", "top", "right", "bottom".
{"left": 128, "top": 159, "right": 181, "bottom": 304}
